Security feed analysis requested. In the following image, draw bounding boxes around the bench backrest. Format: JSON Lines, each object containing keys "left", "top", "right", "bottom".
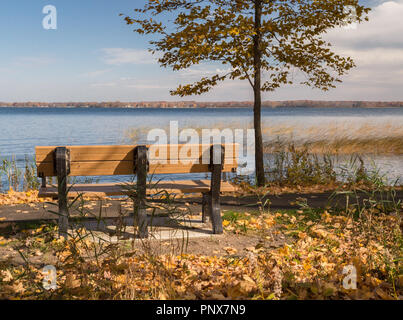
{"left": 36, "top": 144, "right": 239, "bottom": 177}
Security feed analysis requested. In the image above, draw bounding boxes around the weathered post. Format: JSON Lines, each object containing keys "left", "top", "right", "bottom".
{"left": 135, "top": 146, "right": 148, "bottom": 238}
{"left": 55, "top": 147, "right": 70, "bottom": 238}
{"left": 209, "top": 144, "right": 224, "bottom": 234}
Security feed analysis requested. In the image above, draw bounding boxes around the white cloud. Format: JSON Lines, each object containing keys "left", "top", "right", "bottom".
{"left": 326, "top": 1, "right": 403, "bottom": 50}
{"left": 120, "top": 77, "right": 137, "bottom": 81}
{"left": 118, "top": 77, "right": 171, "bottom": 89}
{"left": 80, "top": 69, "right": 111, "bottom": 77}
{"left": 126, "top": 84, "right": 170, "bottom": 89}
{"left": 90, "top": 82, "right": 117, "bottom": 87}
{"left": 317, "top": 0, "right": 403, "bottom": 94}
{"left": 178, "top": 66, "right": 233, "bottom": 78}
{"left": 101, "top": 48, "right": 158, "bottom": 65}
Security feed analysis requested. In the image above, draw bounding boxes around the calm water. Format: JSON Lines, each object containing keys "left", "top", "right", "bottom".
{"left": 0, "top": 107, "right": 402, "bottom": 187}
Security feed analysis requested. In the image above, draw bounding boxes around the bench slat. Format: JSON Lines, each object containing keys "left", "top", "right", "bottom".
{"left": 36, "top": 144, "right": 238, "bottom": 163}
{"left": 38, "top": 180, "right": 238, "bottom": 198}
{"left": 36, "top": 161, "right": 237, "bottom": 177}
{"left": 36, "top": 146, "right": 134, "bottom": 162}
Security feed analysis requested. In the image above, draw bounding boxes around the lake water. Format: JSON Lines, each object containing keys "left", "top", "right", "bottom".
{"left": 0, "top": 107, "right": 402, "bottom": 188}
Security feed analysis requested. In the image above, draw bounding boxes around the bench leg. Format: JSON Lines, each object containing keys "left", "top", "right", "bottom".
{"left": 202, "top": 192, "right": 211, "bottom": 223}
{"left": 135, "top": 146, "right": 148, "bottom": 238}
{"left": 40, "top": 175, "right": 46, "bottom": 188}
{"left": 209, "top": 190, "right": 222, "bottom": 234}
{"left": 209, "top": 145, "right": 224, "bottom": 234}
{"left": 55, "top": 147, "right": 69, "bottom": 239}
{"left": 57, "top": 176, "right": 69, "bottom": 238}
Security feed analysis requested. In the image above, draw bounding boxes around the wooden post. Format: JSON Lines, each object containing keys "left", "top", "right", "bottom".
{"left": 209, "top": 144, "right": 224, "bottom": 234}
{"left": 55, "top": 147, "right": 70, "bottom": 238}
{"left": 135, "top": 146, "right": 148, "bottom": 238}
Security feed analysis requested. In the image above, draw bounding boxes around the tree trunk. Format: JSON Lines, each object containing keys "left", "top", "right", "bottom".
{"left": 253, "top": 0, "right": 265, "bottom": 187}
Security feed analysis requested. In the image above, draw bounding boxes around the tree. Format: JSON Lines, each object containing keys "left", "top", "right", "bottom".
{"left": 122, "top": 0, "right": 370, "bottom": 186}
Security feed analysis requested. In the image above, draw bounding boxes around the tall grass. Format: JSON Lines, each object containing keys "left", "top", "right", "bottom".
{"left": 231, "top": 141, "right": 401, "bottom": 190}
{"left": 0, "top": 155, "right": 102, "bottom": 193}
{"left": 0, "top": 155, "right": 40, "bottom": 192}
{"left": 264, "top": 137, "right": 403, "bottom": 155}
{"left": 265, "top": 143, "right": 338, "bottom": 186}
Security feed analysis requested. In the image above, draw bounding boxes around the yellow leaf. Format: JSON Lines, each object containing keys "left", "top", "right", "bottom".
{"left": 1, "top": 270, "right": 13, "bottom": 282}
{"left": 222, "top": 220, "right": 230, "bottom": 227}
{"left": 302, "top": 261, "right": 312, "bottom": 271}
{"left": 298, "top": 231, "right": 307, "bottom": 239}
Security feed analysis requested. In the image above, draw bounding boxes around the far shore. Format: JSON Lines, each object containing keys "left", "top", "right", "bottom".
{"left": 1, "top": 100, "right": 403, "bottom": 109}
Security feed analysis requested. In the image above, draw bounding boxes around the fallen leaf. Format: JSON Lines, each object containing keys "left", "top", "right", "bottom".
{"left": 224, "top": 247, "right": 237, "bottom": 255}
{"left": 65, "top": 274, "right": 81, "bottom": 289}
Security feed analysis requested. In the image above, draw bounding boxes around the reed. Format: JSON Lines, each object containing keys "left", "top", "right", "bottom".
{"left": 0, "top": 155, "right": 40, "bottom": 192}
{"left": 264, "top": 136, "right": 403, "bottom": 155}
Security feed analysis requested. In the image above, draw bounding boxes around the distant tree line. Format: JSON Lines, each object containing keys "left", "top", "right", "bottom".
{"left": 0, "top": 101, "right": 402, "bottom": 108}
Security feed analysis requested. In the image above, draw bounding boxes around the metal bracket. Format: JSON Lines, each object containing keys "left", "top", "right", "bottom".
{"left": 54, "top": 147, "right": 70, "bottom": 176}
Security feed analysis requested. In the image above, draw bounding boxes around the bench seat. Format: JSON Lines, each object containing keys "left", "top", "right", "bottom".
{"left": 38, "top": 180, "right": 238, "bottom": 198}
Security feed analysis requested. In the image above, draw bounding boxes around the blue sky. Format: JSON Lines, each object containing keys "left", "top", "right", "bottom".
{"left": 0, "top": 0, "right": 402, "bottom": 102}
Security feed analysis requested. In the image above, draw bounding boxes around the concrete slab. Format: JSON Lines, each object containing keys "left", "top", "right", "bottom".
{"left": 65, "top": 215, "right": 218, "bottom": 243}
{"left": 87, "top": 227, "right": 218, "bottom": 243}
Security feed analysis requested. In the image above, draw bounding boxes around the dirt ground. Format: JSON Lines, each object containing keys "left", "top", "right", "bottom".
{"left": 0, "top": 210, "right": 288, "bottom": 268}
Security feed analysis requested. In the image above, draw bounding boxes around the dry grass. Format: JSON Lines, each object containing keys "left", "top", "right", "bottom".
{"left": 264, "top": 137, "right": 403, "bottom": 155}
{"left": 262, "top": 122, "right": 403, "bottom": 155}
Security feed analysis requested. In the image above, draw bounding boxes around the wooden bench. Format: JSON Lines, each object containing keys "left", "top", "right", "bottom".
{"left": 35, "top": 144, "right": 239, "bottom": 238}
